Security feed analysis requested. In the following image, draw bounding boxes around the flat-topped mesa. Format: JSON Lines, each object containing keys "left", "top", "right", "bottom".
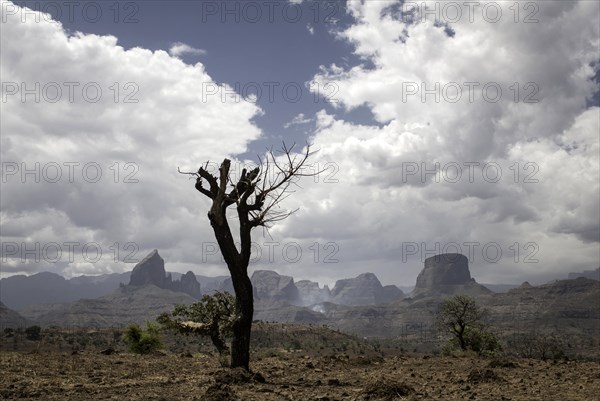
{"left": 417, "top": 253, "right": 471, "bottom": 288}
{"left": 411, "top": 253, "right": 491, "bottom": 298}
{"left": 128, "top": 250, "right": 201, "bottom": 299}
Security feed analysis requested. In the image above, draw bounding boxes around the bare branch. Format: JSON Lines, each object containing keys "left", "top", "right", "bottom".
{"left": 188, "top": 142, "right": 322, "bottom": 230}
{"left": 177, "top": 166, "right": 199, "bottom": 178}
{"left": 178, "top": 167, "right": 214, "bottom": 199}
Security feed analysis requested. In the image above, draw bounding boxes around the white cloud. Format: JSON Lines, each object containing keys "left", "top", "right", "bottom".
{"left": 168, "top": 42, "right": 207, "bottom": 58}
{"left": 0, "top": 1, "right": 260, "bottom": 277}
{"left": 280, "top": 0, "right": 600, "bottom": 285}
{"left": 1, "top": 0, "right": 598, "bottom": 289}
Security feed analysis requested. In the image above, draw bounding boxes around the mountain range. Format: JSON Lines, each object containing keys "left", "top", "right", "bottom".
{"left": 1, "top": 249, "right": 407, "bottom": 310}
{"left": 1, "top": 250, "right": 598, "bottom": 356}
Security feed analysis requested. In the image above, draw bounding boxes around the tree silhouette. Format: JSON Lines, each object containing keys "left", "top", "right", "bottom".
{"left": 436, "top": 294, "right": 487, "bottom": 351}
{"left": 180, "top": 143, "right": 320, "bottom": 369}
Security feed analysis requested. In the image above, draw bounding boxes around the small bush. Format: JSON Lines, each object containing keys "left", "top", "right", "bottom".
{"left": 122, "top": 322, "right": 163, "bottom": 354}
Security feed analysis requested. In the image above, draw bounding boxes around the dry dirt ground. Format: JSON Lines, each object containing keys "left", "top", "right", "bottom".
{"left": 1, "top": 350, "right": 599, "bottom": 401}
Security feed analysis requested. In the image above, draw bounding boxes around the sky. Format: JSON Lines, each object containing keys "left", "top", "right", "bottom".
{"left": 1, "top": 0, "right": 599, "bottom": 288}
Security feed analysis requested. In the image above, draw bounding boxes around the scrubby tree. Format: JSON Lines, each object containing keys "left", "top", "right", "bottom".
{"left": 158, "top": 291, "right": 236, "bottom": 355}
{"left": 25, "top": 325, "right": 41, "bottom": 341}
{"left": 122, "top": 322, "right": 163, "bottom": 354}
{"left": 179, "top": 144, "right": 320, "bottom": 369}
{"left": 437, "top": 294, "right": 499, "bottom": 354}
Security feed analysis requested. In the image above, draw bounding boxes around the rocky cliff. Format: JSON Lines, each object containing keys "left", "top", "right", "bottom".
{"left": 129, "top": 250, "right": 167, "bottom": 287}
{"left": 410, "top": 253, "right": 491, "bottom": 298}
{"left": 220, "top": 270, "right": 402, "bottom": 306}
{"left": 128, "top": 250, "right": 201, "bottom": 299}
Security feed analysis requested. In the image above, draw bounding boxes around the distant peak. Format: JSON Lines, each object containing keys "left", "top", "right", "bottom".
{"left": 135, "top": 249, "right": 161, "bottom": 266}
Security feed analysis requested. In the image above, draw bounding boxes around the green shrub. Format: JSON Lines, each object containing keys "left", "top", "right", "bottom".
{"left": 463, "top": 327, "right": 502, "bottom": 356}
{"left": 158, "top": 291, "right": 235, "bottom": 355}
{"left": 122, "top": 322, "right": 163, "bottom": 354}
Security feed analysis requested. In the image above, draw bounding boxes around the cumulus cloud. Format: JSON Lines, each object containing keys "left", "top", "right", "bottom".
{"left": 277, "top": 0, "right": 600, "bottom": 285}
{"left": 1, "top": 0, "right": 598, "bottom": 289}
{"left": 0, "top": 1, "right": 261, "bottom": 277}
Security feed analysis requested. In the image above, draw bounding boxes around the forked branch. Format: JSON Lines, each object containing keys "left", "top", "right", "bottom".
{"left": 179, "top": 142, "right": 323, "bottom": 228}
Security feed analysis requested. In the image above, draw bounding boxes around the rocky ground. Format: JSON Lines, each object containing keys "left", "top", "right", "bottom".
{"left": 1, "top": 350, "right": 598, "bottom": 401}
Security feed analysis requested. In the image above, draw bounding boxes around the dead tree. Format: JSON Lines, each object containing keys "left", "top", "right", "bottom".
{"left": 180, "top": 143, "right": 320, "bottom": 370}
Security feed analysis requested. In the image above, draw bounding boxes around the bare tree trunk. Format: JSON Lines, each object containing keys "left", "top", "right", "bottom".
{"left": 230, "top": 272, "right": 253, "bottom": 369}
{"left": 209, "top": 206, "right": 254, "bottom": 369}
{"left": 457, "top": 324, "right": 466, "bottom": 350}
{"left": 183, "top": 146, "right": 318, "bottom": 371}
